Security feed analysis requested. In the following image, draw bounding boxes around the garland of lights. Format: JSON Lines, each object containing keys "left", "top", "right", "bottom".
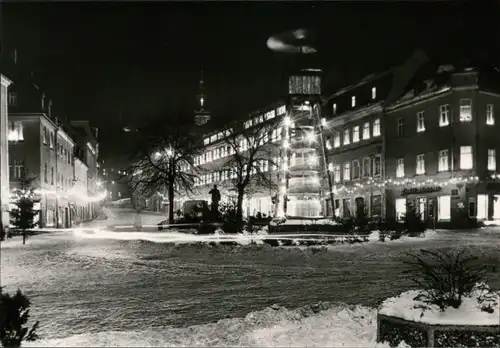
{"left": 10, "top": 187, "right": 108, "bottom": 203}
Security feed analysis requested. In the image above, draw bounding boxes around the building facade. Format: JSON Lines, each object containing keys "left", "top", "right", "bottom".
{"left": 1, "top": 75, "right": 12, "bottom": 231}
{"left": 73, "top": 157, "right": 89, "bottom": 223}
{"left": 322, "top": 59, "right": 500, "bottom": 226}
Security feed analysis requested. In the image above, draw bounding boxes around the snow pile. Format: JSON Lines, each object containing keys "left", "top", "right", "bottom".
{"left": 25, "top": 302, "right": 395, "bottom": 347}
{"left": 379, "top": 285, "right": 500, "bottom": 326}
{"left": 368, "top": 230, "right": 439, "bottom": 243}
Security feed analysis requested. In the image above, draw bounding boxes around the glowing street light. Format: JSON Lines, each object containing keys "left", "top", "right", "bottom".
{"left": 283, "top": 116, "right": 291, "bottom": 127}
{"left": 306, "top": 131, "right": 316, "bottom": 143}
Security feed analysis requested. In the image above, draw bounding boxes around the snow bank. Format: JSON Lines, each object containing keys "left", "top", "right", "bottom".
{"left": 379, "top": 287, "right": 500, "bottom": 326}
{"left": 25, "top": 302, "right": 394, "bottom": 347}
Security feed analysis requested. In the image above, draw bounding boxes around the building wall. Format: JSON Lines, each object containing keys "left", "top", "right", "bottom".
{"left": 0, "top": 75, "right": 12, "bottom": 230}
{"left": 55, "top": 131, "right": 75, "bottom": 227}
{"left": 73, "top": 158, "right": 89, "bottom": 223}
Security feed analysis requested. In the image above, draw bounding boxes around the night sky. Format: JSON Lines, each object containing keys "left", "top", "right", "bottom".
{"left": 2, "top": 1, "right": 499, "bottom": 161}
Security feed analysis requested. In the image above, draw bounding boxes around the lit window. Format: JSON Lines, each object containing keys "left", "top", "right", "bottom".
{"left": 373, "top": 118, "right": 381, "bottom": 137}
{"left": 352, "top": 160, "right": 361, "bottom": 179}
{"left": 396, "top": 158, "right": 404, "bottom": 178}
{"left": 439, "top": 104, "right": 450, "bottom": 126}
{"left": 8, "top": 92, "right": 17, "bottom": 106}
{"left": 352, "top": 126, "right": 360, "bottom": 143}
{"left": 363, "top": 157, "right": 371, "bottom": 177}
{"left": 332, "top": 103, "right": 337, "bottom": 115}
{"left": 8, "top": 121, "right": 24, "bottom": 141}
{"left": 459, "top": 99, "right": 472, "bottom": 122}
{"left": 343, "top": 162, "right": 351, "bottom": 181}
{"left": 477, "top": 194, "right": 488, "bottom": 220}
{"left": 371, "top": 87, "right": 377, "bottom": 100}
{"left": 9, "top": 160, "right": 24, "bottom": 179}
{"left": 395, "top": 198, "right": 406, "bottom": 221}
{"left": 351, "top": 96, "right": 356, "bottom": 108}
{"left": 460, "top": 146, "right": 473, "bottom": 170}
{"left": 333, "top": 165, "right": 341, "bottom": 183}
{"left": 438, "top": 149, "right": 449, "bottom": 172}
{"left": 333, "top": 132, "right": 340, "bottom": 148}
{"left": 362, "top": 122, "right": 370, "bottom": 139}
{"left": 488, "top": 149, "right": 496, "bottom": 171}
{"left": 486, "top": 104, "right": 494, "bottom": 125}
{"left": 325, "top": 137, "right": 332, "bottom": 150}
{"left": 397, "top": 118, "right": 405, "bottom": 137}
{"left": 438, "top": 196, "right": 451, "bottom": 221}
{"left": 373, "top": 155, "right": 382, "bottom": 176}
{"left": 416, "top": 154, "right": 425, "bottom": 174}
{"left": 343, "top": 129, "right": 350, "bottom": 145}
{"left": 416, "top": 111, "right": 425, "bottom": 132}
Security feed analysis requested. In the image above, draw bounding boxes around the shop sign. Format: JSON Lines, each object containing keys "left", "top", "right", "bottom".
{"left": 401, "top": 186, "right": 442, "bottom": 196}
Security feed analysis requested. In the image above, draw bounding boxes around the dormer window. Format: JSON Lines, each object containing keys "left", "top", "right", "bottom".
{"left": 8, "top": 92, "right": 17, "bottom": 106}
{"left": 371, "top": 87, "right": 377, "bottom": 100}
{"left": 41, "top": 94, "right": 45, "bottom": 110}
{"left": 332, "top": 103, "right": 337, "bottom": 115}
{"left": 351, "top": 96, "right": 356, "bottom": 108}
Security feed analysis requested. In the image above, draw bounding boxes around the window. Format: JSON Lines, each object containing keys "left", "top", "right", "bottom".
{"left": 9, "top": 160, "right": 24, "bottom": 179}
{"left": 352, "top": 160, "right": 361, "bottom": 179}
{"left": 373, "top": 155, "right": 382, "bottom": 176}
{"left": 488, "top": 149, "right": 496, "bottom": 171}
{"left": 44, "top": 163, "right": 48, "bottom": 183}
{"left": 343, "top": 129, "right": 350, "bottom": 145}
{"left": 351, "top": 96, "right": 356, "bottom": 108}
{"left": 42, "top": 127, "right": 48, "bottom": 145}
{"left": 343, "top": 163, "right": 351, "bottom": 181}
{"left": 486, "top": 104, "right": 494, "bottom": 125}
{"left": 395, "top": 198, "right": 406, "bottom": 221}
{"left": 325, "top": 137, "right": 332, "bottom": 150}
{"left": 362, "top": 122, "right": 370, "bottom": 139}
{"left": 416, "top": 154, "right": 425, "bottom": 174}
{"left": 371, "top": 87, "right": 376, "bottom": 100}
{"left": 363, "top": 157, "right": 371, "bottom": 177}
{"left": 51, "top": 167, "right": 54, "bottom": 185}
{"left": 333, "top": 132, "right": 340, "bottom": 148}
{"left": 396, "top": 158, "right": 404, "bottom": 178}
{"left": 328, "top": 163, "right": 333, "bottom": 172}
{"left": 352, "top": 126, "right": 360, "bottom": 143}
{"left": 459, "top": 99, "right": 472, "bottom": 122}
{"left": 8, "top": 92, "right": 17, "bottom": 106}
{"left": 439, "top": 104, "right": 450, "bottom": 126}
{"left": 477, "top": 194, "right": 488, "bottom": 220}
{"left": 460, "top": 146, "right": 473, "bottom": 170}
{"left": 416, "top": 111, "right": 425, "bottom": 132}
{"left": 438, "top": 149, "right": 449, "bottom": 172}
{"left": 333, "top": 103, "right": 337, "bottom": 115}
{"left": 333, "top": 165, "right": 341, "bottom": 183}
{"left": 397, "top": 118, "right": 405, "bottom": 137}
{"left": 373, "top": 118, "right": 381, "bottom": 137}
{"left": 438, "top": 196, "right": 451, "bottom": 221}
{"left": 8, "top": 121, "right": 24, "bottom": 141}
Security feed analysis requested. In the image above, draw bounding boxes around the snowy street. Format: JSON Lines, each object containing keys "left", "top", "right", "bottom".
{"left": 1, "top": 208, "right": 500, "bottom": 347}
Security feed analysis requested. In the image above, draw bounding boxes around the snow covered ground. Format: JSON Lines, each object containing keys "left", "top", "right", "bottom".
{"left": 1, "top": 208, "right": 500, "bottom": 347}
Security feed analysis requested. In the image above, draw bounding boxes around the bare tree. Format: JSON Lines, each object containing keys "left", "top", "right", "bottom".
{"left": 220, "top": 121, "right": 279, "bottom": 218}
{"left": 123, "top": 114, "right": 202, "bottom": 224}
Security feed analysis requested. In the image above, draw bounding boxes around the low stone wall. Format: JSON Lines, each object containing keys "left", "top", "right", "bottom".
{"left": 377, "top": 313, "right": 500, "bottom": 347}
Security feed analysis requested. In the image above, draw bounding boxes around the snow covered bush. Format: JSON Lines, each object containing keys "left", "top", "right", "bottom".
{"left": 402, "top": 249, "right": 492, "bottom": 312}
{"left": 0, "top": 287, "right": 39, "bottom": 348}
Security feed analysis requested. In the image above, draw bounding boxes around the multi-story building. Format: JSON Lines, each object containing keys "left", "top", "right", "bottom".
{"left": 8, "top": 112, "right": 75, "bottom": 227}
{"left": 322, "top": 55, "right": 500, "bottom": 226}
{"left": 73, "top": 156, "right": 89, "bottom": 223}
{"left": 384, "top": 65, "right": 500, "bottom": 226}
{"left": 68, "top": 121, "right": 100, "bottom": 219}
{"left": 0, "top": 74, "right": 12, "bottom": 231}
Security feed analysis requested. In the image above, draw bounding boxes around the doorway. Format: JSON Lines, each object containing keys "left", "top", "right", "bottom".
{"left": 65, "top": 207, "right": 69, "bottom": 228}
{"left": 418, "top": 197, "right": 427, "bottom": 221}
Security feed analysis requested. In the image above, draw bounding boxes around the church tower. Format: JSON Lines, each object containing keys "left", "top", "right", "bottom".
{"left": 194, "top": 71, "right": 211, "bottom": 126}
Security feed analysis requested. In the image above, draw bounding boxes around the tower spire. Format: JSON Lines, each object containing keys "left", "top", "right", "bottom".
{"left": 194, "top": 69, "right": 211, "bottom": 126}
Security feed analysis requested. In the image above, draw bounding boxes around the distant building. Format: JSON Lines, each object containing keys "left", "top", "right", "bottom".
{"left": 1, "top": 74, "right": 12, "bottom": 231}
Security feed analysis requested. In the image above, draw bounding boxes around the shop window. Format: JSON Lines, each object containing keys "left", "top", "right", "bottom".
{"left": 395, "top": 198, "right": 406, "bottom": 221}
{"left": 438, "top": 196, "right": 451, "bottom": 220}
{"left": 477, "top": 194, "right": 488, "bottom": 220}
